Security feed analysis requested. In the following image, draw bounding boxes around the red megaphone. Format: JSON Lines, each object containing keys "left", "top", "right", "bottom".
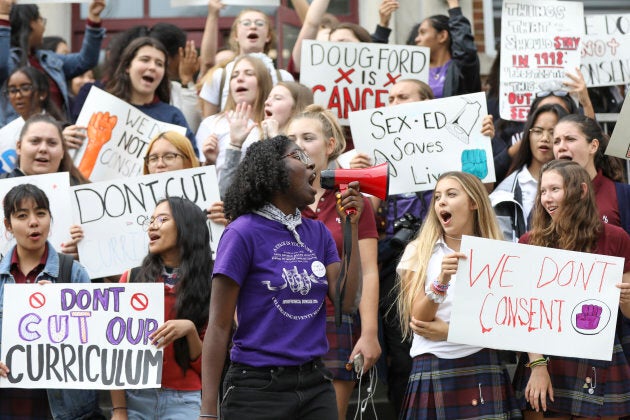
{"left": 320, "top": 163, "right": 389, "bottom": 214}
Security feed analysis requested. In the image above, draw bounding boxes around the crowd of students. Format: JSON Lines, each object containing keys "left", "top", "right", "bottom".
{"left": 0, "top": 0, "right": 627, "bottom": 419}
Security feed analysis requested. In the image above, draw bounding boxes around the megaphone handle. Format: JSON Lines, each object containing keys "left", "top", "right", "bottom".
{"left": 339, "top": 183, "right": 357, "bottom": 216}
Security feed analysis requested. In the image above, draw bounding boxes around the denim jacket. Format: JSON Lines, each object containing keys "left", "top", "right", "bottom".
{"left": 0, "top": 242, "right": 102, "bottom": 420}
{"left": 0, "top": 24, "right": 105, "bottom": 126}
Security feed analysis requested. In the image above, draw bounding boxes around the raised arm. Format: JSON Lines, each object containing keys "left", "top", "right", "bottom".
{"left": 291, "top": 0, "right": 330, "bottom": 73}
{"left": 199, "top": 0, "right": 223, "bottom": 75}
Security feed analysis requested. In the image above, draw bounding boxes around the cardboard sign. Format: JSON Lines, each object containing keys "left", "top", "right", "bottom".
{"left": 0, "top": 117, "right": 22, "bottom": 174}
{"left": 300, "top": 40, "right": 430, "bottom": 125}
{"left": 0, "top": 172, "right": 72, "bottom": 260}
{"left": 73, "top": 87, "right": 187, "bottom": 182}
{"left": 0, "top": 283, "right": 164, "bottom": 389}
{"left": 348, "top": 92, "right": 494, "bottom": 194}
{"left": 606, "top": 97, "right": 630, "bottom": 159}
{"left": 448, "top": 236, "right": 623, "bottom": 361}
{"left": 499, "top": 0, "right": 584, "bottom": 122}
{"left": 581, "top": 13, "right": 630, "bottom": 87}
{"left": 70, "top": 166, "right": 223, "bottom": 278}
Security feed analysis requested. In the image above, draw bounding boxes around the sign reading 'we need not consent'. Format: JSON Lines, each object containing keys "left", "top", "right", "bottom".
{"left": 448, "top": 236, "right": 623, "bottom": 361}
{"left": 300, "top": 40, "right": 429, "bottom": 125}
{"left": 0, "top": 283, "right": 164, "bottom": 389}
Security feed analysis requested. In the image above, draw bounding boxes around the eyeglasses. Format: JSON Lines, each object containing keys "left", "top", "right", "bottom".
{"left": 529, "top": 128, "right": 554, "bottom": 139}
{"left": 6, "top": 84, "right": 33, "bottom": 96}
{"left": 239, "top": 19, "right": 267, "bottom": 28}
{"left": 38, "top": 16, "right": 47, "bottom": 25}
{"left": 140, "top": 215, "right": 169, "bottom": 231}
{"left": 144, "top": 152, "right": 185, "bottom": 167}
{"left": 535, "top": 90, "right": 569, "bottom": 98}
{"left": 281, "top": 149, "right": 312, "bottom": 165}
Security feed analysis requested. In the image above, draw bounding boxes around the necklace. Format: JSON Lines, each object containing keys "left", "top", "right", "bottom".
{"left": 444, "top": 234, "right": 462, "bottom": 241}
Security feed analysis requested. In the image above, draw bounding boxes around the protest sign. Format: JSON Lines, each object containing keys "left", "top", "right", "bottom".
{"left": 0, "top": 117, "right": 22, "bottom": 174}
{"left": 300, "top": 40, "right": 429, "bottom": 125}
{"left": 605, "top": 97, "right": 630, "bottom": 159}
{"left": 348, "top": 92, "right": 494, "bottom": 195}
{"left": 0, "top": 172, "right": 72, "bottom": 260}
{"left": 0, "top": 283, "right": 164, "bottom": 389}
{"left": 581, "top": 13, "right": 630, "bottom": 87}
{"left": 448, "top": 236, "right": 622, "bottom": 361}
{"left": 499, "top": 0, "right": 584, "bottom": 122}
{"left": 70, "top": 166, "right": 223, "bottom": 278}
{"left": 73, "top": 87, "right": 186, "bottom": 182}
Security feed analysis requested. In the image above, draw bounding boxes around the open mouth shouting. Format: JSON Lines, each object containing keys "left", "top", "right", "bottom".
{"left": 439, "top": 210, "right": 452, "bottom": 226}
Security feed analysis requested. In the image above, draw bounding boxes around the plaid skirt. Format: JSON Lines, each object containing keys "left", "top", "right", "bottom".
{"left": 322, "top": 313, "right": 360, "bottom": 381}
{"left": 512, "top": 338, "right": 630, "bottom": 417}
{"left": 401, "top": 348, "right": 522, "bottom": 420}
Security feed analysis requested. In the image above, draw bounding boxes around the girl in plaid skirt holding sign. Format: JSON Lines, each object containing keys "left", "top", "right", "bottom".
{"left": 396, "top": 171, "right": 521, "bottom": 419}
{"left": 513, "top": 160, "right": 630, "bottom": 420}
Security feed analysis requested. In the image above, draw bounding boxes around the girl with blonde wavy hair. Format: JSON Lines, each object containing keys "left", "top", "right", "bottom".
{"left": 396, "top": 171, "right": 520, "bottom": 419}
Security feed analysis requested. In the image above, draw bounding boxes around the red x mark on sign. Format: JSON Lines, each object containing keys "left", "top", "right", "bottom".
{"left": 383, "top": 73, "right": 401, "bottom": 87}
{"left": 334, "top": 68, "right": 355, "bottom": 84}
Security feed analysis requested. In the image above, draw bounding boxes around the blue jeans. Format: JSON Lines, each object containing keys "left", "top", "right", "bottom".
{"left": 221, "top": 358, "right": 337, "bottom": 420}
{"left": 125, "top": 388, "right": 200, "bottom": 420}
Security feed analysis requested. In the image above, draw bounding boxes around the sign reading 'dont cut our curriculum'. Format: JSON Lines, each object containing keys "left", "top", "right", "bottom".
{"left": 0, "top": 283, "right": 164, "bottom": 389}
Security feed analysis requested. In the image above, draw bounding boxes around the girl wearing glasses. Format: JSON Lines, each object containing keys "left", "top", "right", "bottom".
{"left": 0, "top": 184, "right": 102, "bottom": 419}
{"left": 111, "top": 196, "right": 212, "bottom": 420}
{"left": 513, "top": 160, "right": 630, "bottom": 420}
{"left": 196, "top": 55, "right": 272, "bottom": 185}
{"left": 0, "top": 0, "right": 106, "bottom": 126}
{"left": 201, "top": 135, "right": 363, "bottom": 419}
{"left": 199, "top": 8, "right": 294, "bottom": 117}
{"left": 490, "top": 104, "right": 569, "bottom": 241}
{"left": 5, "top": 67, "right": 64, "bottom": 122}
{"left": 286, "top": 105, "right": 380, "bottom": 420}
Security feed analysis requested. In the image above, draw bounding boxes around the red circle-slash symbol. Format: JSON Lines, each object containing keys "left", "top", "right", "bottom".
{"left": 130, "top": 293, "right": 149, "bottom": 311}
{"left": 29, "top": 292, "right": 46, "bottom": 309}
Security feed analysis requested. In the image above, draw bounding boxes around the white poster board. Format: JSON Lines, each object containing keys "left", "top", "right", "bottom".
{"left": 448, "top": 236, "right": 623, "bottom": 361}
{"left": 0, "top": 117, "right": 22, "bottom": 175}
{"left": 0, "top": 172, "right": 72, "bottom": 260}
{"left": 499, "top": 0, "right": 584, "bottom": 122}
{"left": 0, "top": 283, "right": 164, "bottom": 389}
{"left": 606, "top": 97, "right": 630, "bottom": 159}
{"left": 581, "top": 14, "right": 630, "bottom": 87}
{"left": 348, "top": 92, "right": 494, "bottom": 194}
{"left": 70, "top": 166, "right": 223, "bottom": 278}
{"left": 300, "top": 40, "right": 430, "bottom": 125}
{"left": 73, "top": 87, "right": 187, "bottom": 182}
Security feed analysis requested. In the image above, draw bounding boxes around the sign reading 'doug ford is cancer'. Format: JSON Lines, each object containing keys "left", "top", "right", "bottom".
{"left": 448, "top": 236, "right": 623, "bottom": 361}
{"left": 0, "top": 283, "right": 164, "bottom": 389}
{"left": 300, "top": 40, "right": 429, "bottom": 125}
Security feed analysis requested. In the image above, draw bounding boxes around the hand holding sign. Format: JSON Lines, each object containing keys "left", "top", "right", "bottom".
{"left": 526, "top": 366, "right": 554, "bottom": 413}
{"left": 79, "top": 112, "right": 118, "bottom": 178}
{"left": 440, "top": 252, "right": 467, "bottom": 284}
{"left": 149, "top": 319, "right": 196, "bottom": 349}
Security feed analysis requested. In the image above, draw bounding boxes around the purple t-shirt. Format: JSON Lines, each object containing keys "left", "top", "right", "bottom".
{"left": 213, "top": 213, "right": 340, "bottom": 366}
{"left": 429, "top": 60, "right": 451, "bottom": 99}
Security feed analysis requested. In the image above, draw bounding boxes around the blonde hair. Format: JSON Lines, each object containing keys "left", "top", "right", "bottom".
{"left": 397, "top": 172, "right": 502, "bottom": 339}
{"left": 143, "top": 131, "right": 200, "bottom": 174}
{"left": 223, "top": 55, "right": 273, "bottom": 123}
{"left": 291, "top": 104, "right": 346, "bottom": 161}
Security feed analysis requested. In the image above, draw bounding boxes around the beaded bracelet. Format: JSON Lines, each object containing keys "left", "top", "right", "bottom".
{"left": 432, "top": 280, "right": 450, "bottom": 293}
{"left": 427, "top": 280, "right": 449, "bottom": 303}
{"left": 526, "top": 357, "right": 549, "bottom": 368}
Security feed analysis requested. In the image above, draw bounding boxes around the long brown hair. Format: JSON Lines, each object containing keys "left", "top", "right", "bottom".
{"left": 529, "top": 160, "right": 600, "bottom": 252}
{"left": 106, "top": 37, "right": 171, "bottom": 104}
{"left": 223, "top": 55, "right": 272, "bottom": 123}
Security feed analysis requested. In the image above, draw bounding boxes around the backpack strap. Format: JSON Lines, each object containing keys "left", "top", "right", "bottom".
{"left": 128, "top": 267, "right": 142, "bottom": 283}
{"left": 57, "top": 252, "right": 75, "bottom": 283}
